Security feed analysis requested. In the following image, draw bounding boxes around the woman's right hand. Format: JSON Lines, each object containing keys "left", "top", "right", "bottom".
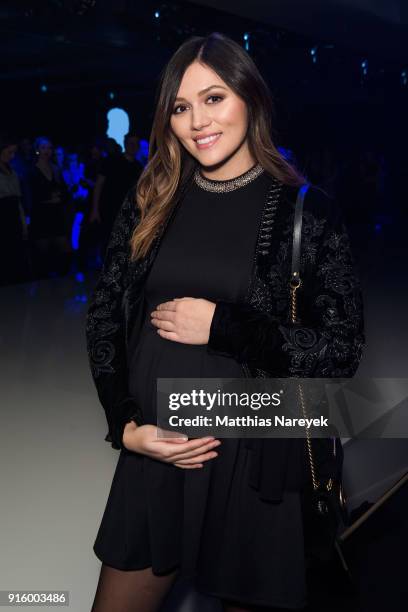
{"left": 123, "top": 423, "right": 221, "bottom": 469}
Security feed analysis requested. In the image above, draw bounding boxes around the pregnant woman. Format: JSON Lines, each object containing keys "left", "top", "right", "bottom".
{"left": 86, "top": 32, "right": 365, "bottom": 612}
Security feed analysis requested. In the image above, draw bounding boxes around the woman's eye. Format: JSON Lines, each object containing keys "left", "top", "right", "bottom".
{"left": 207, "top": 95, "right": 223, "bottom": 104}
{"left": 173, "top": 95, "right": 223, "bottom": 115}
{"left": 173, "top": 104, "right": 186, "bottom": 114}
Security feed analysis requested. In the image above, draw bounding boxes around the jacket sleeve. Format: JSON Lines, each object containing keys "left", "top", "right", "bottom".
{"left": 85, "top": 188, "right": 144, "bottom": 450}
{"left": 206, "top": 187, "right": 366, "bottom": 378}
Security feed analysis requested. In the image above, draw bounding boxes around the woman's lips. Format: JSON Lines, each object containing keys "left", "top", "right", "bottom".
{"left": 194, "top": 133, "right": 222, "bottom": 150}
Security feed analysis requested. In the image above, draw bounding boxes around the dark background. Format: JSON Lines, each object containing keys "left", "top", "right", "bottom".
{"left": 1, "top": 0, "right": 407, "bottom": 147}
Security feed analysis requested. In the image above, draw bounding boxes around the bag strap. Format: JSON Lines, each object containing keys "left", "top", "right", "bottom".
{"left": 290, "top": 183, "right": 335, "bottom": 494}
{"left": 290, "top": 183, "right": 310, "bottom": 323}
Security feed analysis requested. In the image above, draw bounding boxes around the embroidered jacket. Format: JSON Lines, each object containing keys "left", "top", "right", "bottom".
{"left": 85, "top": 173, "right": 366, "bottom": 501}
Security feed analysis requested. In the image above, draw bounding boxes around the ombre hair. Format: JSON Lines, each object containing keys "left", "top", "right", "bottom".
{"left": 130, "top": 31, "right": 305, "bottom": 261}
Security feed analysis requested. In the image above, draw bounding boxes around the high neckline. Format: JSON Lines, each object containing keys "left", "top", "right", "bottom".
{"left": 193, "top": 162, "right": 264, "bottom": 193}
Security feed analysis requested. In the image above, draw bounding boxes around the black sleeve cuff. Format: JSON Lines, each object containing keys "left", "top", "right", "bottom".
{"left": 206, "top": 300, "right": 282, "bottom": 366}
{"left": 105, "top": 397, "right": 145, "bottom": 451}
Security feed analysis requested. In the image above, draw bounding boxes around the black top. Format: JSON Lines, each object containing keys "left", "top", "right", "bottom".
{"left": 30, "top": 165, "right": 69, "bottom": 239}
{"left": 31, "top": 164, "right": 66, "bottom": 206}
{"left": 127, "top": 165, "right": 274, "bottom": 423}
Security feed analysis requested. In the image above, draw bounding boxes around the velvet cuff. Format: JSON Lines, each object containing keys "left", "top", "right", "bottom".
{"left": 207, "top": 299, "right": 287, "bottom": 373}
{"left": 104, "top": 397, "right": 145, "bottom": 451}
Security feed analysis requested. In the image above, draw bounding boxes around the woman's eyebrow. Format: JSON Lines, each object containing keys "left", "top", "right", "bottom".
{"left": 174, "top": 84, "right": 228, "bottom": 103}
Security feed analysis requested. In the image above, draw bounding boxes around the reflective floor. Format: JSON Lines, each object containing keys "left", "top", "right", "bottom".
{"left": 0, "top": 265, "right": 407, "bottom": 611}
{"left": 0, "top": 271, "right": 223, "bottom": 611}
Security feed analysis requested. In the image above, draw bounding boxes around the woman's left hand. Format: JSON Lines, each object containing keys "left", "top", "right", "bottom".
{"left": 150, "top": 297, "right": 216, "bottom": 345}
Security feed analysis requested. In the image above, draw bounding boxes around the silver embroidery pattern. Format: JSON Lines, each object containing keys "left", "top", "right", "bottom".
{"left": 241, "top": 186, "right": 365, "bottom": 380}
{"left": 86, "top": 191, "right": 140, "bottom": 378}
{"left": 279, "top": 209, "right": 365, "bottom": 378}
{"left": 243, "top": 178, "right": 282, "bottom": 378}
{"left": 194, "top": 163, "right": 264, "bottom": 193}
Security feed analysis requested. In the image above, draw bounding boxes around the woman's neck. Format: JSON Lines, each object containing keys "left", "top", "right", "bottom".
{"left": 199, "top": 150, "right": 257, "bottom": 181}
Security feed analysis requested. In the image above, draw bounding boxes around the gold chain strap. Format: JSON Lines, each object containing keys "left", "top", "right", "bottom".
{"left": 290, "top": 272, "right": 333, "bottom": 493}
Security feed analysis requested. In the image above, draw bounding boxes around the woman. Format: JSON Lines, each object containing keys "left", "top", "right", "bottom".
{"left": 0, "top": 134, "right": 29, "bottom": 285}
{"left": 86, "top": 32, "right": 365, "bottom": 612}
{"left": 30, "top": 136, "right": 73, "bottom": 278}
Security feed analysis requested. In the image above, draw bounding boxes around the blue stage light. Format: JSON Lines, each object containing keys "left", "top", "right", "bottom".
{"left": 243, "top": 32, "right": 250, "bottom": 51}
{"left": 71, "top": 212, "right": 84, "bottom": 251}
{"left": 310, "top": 47, "right": 317, "bottom": 64}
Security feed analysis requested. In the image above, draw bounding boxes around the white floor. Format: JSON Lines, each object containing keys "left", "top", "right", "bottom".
{"left": 0, "top": 260, "right": 407, "bottom": 611}
{"left": 0, "top": 272, "right": 221, "bottom": 611}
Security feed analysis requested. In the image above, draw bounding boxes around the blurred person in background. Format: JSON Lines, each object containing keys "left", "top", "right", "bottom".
{"left": 76, "top": 141, "right": 106, "bottom": 272}
{"left": 135, "top": 137, "right": 149, "bottom": 167}
{"left": 85, "top": 141, "right": 105, "bottom": 185}
{"left": 30, "top": 136, "right": 73, "bottom": 278}
{"left": 54, "top": 145, "right": 66, "bottom": 172}
{"left": 62, "top": 150, "right": 89, "bottom": 203}
{"left": 0, "top": 134, "right": 30, "bottom": 285}
{"left": 89, "top": 131, "right": 143, "bottom": 259}
{"left": 11, "top": 136, "right": 34, "bottom": 218}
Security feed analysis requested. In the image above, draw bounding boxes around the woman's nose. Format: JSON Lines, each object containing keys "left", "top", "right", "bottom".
{"left": 191, "top": 108, "right": 211, "bottom": 131}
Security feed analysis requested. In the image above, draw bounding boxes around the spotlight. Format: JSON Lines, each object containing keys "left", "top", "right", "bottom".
{"left": 243, "top": 32, "right": 250, "bottom": 51}
{"left": 310, "top": 46, "right": 317, "bottom": 64}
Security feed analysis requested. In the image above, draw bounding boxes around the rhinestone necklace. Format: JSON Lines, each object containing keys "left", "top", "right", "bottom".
{"left": 193, "top": 162, "right": 264, "bottom": 193}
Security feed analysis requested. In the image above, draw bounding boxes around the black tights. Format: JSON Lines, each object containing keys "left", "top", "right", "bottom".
{"left": 90, "top": 563, "right": 179, "bottom": 612}
{"left": 90, "top": 563, "right": 299, "bottom": 612}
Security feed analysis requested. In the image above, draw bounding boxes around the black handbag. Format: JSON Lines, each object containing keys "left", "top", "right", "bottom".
{"left": 289, "top": 184, "right": 358, "bottom": 603}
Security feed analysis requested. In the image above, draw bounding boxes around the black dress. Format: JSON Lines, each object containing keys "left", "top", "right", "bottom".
{"left": 30, "top": 165, "right": 68, "bottom": 239}
{"left": 93, "top": 165, "right": 307, "bottom": 609}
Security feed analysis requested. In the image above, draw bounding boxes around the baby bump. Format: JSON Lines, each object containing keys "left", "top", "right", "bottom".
{"left": 128, "top": 313, "right": 244, "bottom": 425}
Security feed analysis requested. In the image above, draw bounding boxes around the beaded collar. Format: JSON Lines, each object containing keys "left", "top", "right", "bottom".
{"left": 193, "top": 162, "right": 264, "bottom": 193}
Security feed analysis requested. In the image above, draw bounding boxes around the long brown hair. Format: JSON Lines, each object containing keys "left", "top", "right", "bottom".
{"left": 130, "top": 31, "right": 305, "bottom": 261}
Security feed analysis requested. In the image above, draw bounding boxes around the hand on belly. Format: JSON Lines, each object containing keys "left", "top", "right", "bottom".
{"left": 150, "top": 297, "right": 216, "bottom": 345}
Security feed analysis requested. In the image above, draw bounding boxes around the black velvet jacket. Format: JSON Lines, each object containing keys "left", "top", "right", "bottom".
{"left": 85, "top": 172, "right": 366, "bottom": 502}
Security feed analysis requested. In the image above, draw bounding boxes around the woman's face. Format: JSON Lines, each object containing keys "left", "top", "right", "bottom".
{"left": 0, "top": 145, "right": 17, "bottom": 164}
{"left": 38, "top": 141, "right": 53, "bottom": 161}
{"left": 170, "top": 61, "right": 250, "bottom": 170}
